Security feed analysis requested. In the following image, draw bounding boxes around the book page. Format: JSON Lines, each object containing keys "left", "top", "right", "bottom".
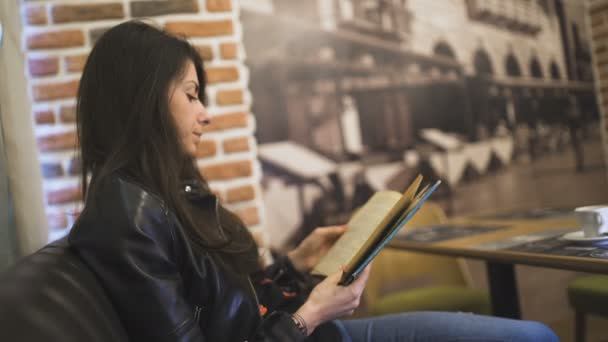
{"left": 312, "top": 191, "right": 402, "bottom": 276}
{"left": 353, "top": 180, "right": 442, "bottom": 278}
{"left": 342, "top": 174, "right": 423, "bottom": 276}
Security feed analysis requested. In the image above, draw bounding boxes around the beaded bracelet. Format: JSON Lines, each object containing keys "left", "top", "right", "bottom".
{"left": 291, "top": 313, "right": 308, "bottom": 336}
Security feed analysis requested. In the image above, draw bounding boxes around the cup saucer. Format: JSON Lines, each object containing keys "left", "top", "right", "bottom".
{"left": 561, "top": 231, "right": 608, "bottom": 245}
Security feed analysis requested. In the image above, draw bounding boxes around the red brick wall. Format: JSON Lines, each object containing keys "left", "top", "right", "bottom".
{"left": 21, "top": 0, "right": 265, "bottom": 244}
{"left": 588, "top": 0, "right": 608, "bottom": 168}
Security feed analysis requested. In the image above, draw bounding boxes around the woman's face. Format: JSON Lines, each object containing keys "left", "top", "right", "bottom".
{"left": 168, "top": 60, "right": 209, "bottom": 157}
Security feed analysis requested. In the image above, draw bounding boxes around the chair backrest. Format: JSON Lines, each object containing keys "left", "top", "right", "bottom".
{"left": 0, "top": 237, "right": 129, "bottom": 342}
{"left": 364, "top": 201, "right": 470, "bottom": 306}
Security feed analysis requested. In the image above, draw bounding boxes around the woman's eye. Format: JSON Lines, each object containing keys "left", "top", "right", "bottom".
{"left": 187, "top": 94, "right": 198, "bottom": 103}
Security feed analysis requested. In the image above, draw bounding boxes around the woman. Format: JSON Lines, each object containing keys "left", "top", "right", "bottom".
{"left": 68, "top": 20, "right": 558, "bottom": 342}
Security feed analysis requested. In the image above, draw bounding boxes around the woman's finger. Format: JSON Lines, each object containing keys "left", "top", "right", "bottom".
{"left": 350, "top": 264, "right": 372, "bottom": 292}
{"left": 319, "top": 225, "right": 347, "bottom": 238}
{"left": 326, "top": 271, "right": 343, "bottom": 285}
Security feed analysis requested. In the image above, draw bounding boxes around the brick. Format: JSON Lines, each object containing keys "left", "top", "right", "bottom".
{"left": 35, "top": 109, "right": 55, "bottom": 125}
{"left": 206, "top": 66, "right": 239, "bottom": 84}
{"left": 226, "top": 185, "right": 255, "bottom": 203}
{"left": 89, "top": 27, "right": 110, "bottom": 46}
{"left": 59, "top": 105, "right": 76, "bottom": 123}
{"left": 46, "top": 185, "right": 82, "bottom": 205}
{"left": 41, "top": 162, "right": 63, "bottom": 178}
{"left": 207, "top": 0, "right": 232, "bottom": 12}
{"left": 599, "top": 66, "right": 608, "bottom": 79}
{"left": 37, "top": 131, "right": 77, "bottom": 152}
{"left": 47, "top": 211, "right": 68, "bottom": 230}
{"left": 591, "top": 2, "right": 608, "bottom": 13}
{"left": 592, "top": 12, "right": 605, "bottom": 28}
{"left": 27, "top": 30, "right": 84, "bottom": 49}
{"left": 602, "top": 91, "right": 608, "bottom": 106}
{"left": 32, "top": 80, "right": 79, "bottom": 101}
{"left": 223, "top": 137, "right": 249, "bottom": 153}
{"left": 51, "top": 3, "right": 124, "bottom": 23}
{"left": 216, "top": 89, "right": 244, "bottom": 106}
{"left": 28, "top": 57, "right": 58, "bottom": 77}
{"left": 195, "top": 45, "right": 214, "bottom": 61}
{"left": 68, "top": 157, "right": 82, "bottom": 175}
{"left": 592, "top": 25, "right": 608, "bottom": 41}
{"left": 195, "top": 140, "right": 217, "bottom": 158}
{"left": 598, "top": 58, "right": 608, "bottom": 68}
{"left": 210, "top": 188, "right": 224, "bottom": 202}
{"left": 220, "top": 42, "right": 238, "bottom": 59}
{"left": 202, "top": 112, "right": 248, "bottom": 132}
{"left": 598, "top": 59, "right": 608, "bottom": 70}
{"left": 65, "top": 54, "right": 88, "bottom": 73}
{"left": 234, "top": 207, "right": 260, "bottom": 226}
{"left": 200, "top": 160, "right": 252, "bottom": 180}
{"left": 165, "top": 20, "right": 233, "bottom": 38}
{"left": 598, "top": 49, "right": 608, "bottom": 63}
{"left": 25, "top": 5, "right": 47, "bottom": 25}
{"left": 251, "top": 230, "right": 265, "bottom": 247}
{"left": 66, "top": 209, "right": 82, "bottom": 223}
{"left": 131, "top": 0, "right": 198, "bottom": 17}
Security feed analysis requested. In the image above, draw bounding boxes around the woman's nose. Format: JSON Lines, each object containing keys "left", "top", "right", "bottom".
{"left": 198, "top": 105, "right": 210, "bottom": 125}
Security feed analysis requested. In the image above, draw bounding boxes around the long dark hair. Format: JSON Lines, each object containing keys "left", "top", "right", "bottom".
{"left": 76, "top": 20, "right": 259, "bottom": 274}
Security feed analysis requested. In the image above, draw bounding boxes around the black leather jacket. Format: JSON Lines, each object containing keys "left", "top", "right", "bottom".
{"left": 68, "top": 174, "right": 341, "bottom": 342}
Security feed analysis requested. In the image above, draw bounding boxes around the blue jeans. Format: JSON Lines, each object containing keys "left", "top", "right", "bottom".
{"left": 335, "top": 312, "right": 558, "bottom": 342}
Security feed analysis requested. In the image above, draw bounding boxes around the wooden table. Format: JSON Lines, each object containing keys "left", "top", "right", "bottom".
{"left": 388, "top": 214, "right": 608, "bottom": 319}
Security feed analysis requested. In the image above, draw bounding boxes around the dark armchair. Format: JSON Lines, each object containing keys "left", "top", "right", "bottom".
{"left": 0, "top": 237, "right": 129, "bottom": 342}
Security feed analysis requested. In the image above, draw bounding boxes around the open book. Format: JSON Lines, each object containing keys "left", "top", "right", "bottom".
{"left": 311, "top": 175, "right": 441, "bottom": 285}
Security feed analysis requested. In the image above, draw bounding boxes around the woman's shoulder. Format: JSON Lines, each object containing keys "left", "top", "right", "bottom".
{"left": 95, "top": 173, "right": 168, "bottom": 215}
{"left": 69, "top": 173, "right": 173, "bottom": 244}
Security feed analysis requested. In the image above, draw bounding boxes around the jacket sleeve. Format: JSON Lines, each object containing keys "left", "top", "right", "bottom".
{"left": 185, "top": 187, "right": 310, "bottom": 341}
{"left": 68, "top": 191, "right": 205, "bottom": 342}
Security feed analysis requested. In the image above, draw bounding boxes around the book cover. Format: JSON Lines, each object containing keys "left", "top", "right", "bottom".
{"left": 311, "top": 175, "right": 441, "bottom": 285}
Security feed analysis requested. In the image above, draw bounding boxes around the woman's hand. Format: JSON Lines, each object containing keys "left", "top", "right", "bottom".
{"left": 287, "top": 225, "right": 347, "bottom": 273}
{"left": 294, "top": 265, "right": 371, "bottom": 335}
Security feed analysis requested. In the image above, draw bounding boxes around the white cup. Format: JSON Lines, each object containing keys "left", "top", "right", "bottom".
{"left": 575, "top": 205, "right": 608, "bottom": 238}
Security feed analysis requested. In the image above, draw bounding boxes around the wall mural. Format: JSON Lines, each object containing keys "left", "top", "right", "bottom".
{"left": 239, "top": 0, "right": 604, "bottom": 251}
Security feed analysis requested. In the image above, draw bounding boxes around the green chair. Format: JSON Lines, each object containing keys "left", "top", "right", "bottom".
{"left": 364, "top": 202, "right": 491, "bottom": 316}
{"left": 567, "top": 275, "right": 608, "bottom": 342}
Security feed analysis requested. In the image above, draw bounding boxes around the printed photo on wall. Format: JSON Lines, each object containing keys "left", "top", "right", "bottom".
{"left": 239, "top": 0, "right": 607, "bottom": 251}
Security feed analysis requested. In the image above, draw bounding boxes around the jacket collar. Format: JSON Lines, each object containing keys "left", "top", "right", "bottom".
{"left": 180, "top": 180, "right": 216, "bottom": 202}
